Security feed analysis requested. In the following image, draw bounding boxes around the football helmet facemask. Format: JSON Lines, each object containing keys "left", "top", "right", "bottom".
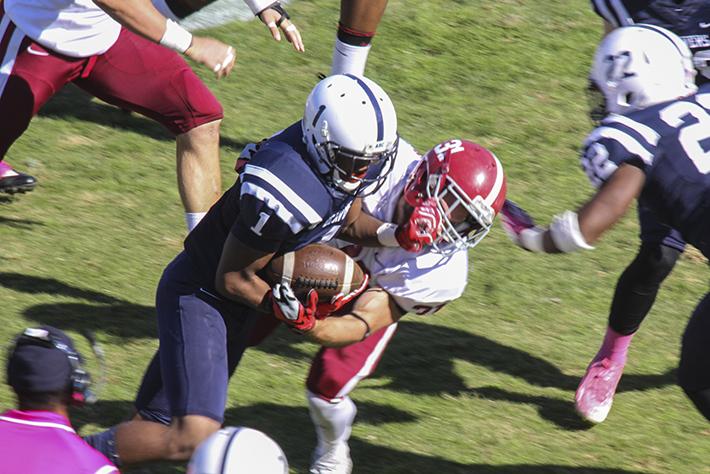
{"left": 403, "top": 139, "right": 506, "bottom": 254}
{"left": 302, "top": 74, "right": 398, "bottom": 196}
{"left": 589, "top": 24, "right": 697, "bottom": 120}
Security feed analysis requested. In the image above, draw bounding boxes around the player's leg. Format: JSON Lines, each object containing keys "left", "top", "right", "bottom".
{"left": 678, "top": 292, "right": 710, "bottom": 421}
{"left": 331, "top": 0, "right": 388, "bottom": 76}
{"left": 87, "top": 252, "right": 249, "bottom": 464}
{"left": 0, "top": 16, "right": 84, "bottom": 194}
{"left": 306, "top": 323, "right": 398, "bottom": 474}
{"left": 74, "top": 28, "right": 223, "bottom": 231}
{"left": 576, "top": 205, "right": 683, "bottom": 423}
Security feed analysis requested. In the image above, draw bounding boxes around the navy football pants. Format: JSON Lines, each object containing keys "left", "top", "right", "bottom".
{"left": 134, "top": 252, "right": 259, "bottom": 423}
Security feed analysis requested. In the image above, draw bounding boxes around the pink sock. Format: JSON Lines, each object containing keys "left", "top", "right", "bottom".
{"left": 0, "top": 161, "right": 14, "bottom": 177}
{"left": 594, "top": 326, "right": 634, "bottom": 364}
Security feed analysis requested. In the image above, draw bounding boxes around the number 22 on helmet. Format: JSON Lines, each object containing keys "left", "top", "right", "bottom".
{"left": 403, "top": 139, "right": 507, "bottom": 254}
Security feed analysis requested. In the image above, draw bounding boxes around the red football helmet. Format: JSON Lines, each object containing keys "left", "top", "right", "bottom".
{"left": 403, "top": 139, "right": 507, "bottom": 253}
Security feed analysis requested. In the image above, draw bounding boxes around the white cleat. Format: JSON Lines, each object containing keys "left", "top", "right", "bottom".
{"left": 309, "top": 443, "right": 353, "bottom": 474}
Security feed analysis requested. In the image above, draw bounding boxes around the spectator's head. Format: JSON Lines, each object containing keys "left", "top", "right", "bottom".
{"left": 6, "top": 326, "right": 92, "bottom": 411}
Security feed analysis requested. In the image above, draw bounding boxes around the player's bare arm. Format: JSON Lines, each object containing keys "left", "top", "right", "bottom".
{"left": 339, "top": 195, "right": 442, "bottom": 252}
{"left": 337, "top": 198, "right": 386, "bottom": 246}
{"left": 503, "top": 164, "right": 646, "bottom": 253}
{"left": 94, "top": 0, "right": 235, "bottom": 78}
{"left": 307, "top": 287, "right": 404, "bottom": 347}
{"left": 215, "top": 234, "right": 275, "bottom": 312}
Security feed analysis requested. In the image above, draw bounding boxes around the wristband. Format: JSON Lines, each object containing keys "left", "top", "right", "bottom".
{"left": 549, "top": 211, "right": 595, "bottom": 253}
{"left": 376, "top": 223, "right": 399, "bottom": 247}
{"left": 160, "top": 19, "right": 192, "bottom": 54}
{"left": 518, "top": 227, "right": 546, "bottom": 253}
{"left": 244, "top": 0, "right": 276, "bottom": 16}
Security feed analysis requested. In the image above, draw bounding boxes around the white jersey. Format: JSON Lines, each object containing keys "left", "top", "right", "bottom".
{"left": 5, "top": 0, "right": 121, "bottom": 57}
{"left": 344, "top": 139, "right": 469, "bottom": 315}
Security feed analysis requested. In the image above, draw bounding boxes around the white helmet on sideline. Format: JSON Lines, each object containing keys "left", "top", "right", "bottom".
{"left": 302, "top": 74, "right": 398, "bottom": 196}
{"left": 187, "top": 427, "right": 288, "bottom": 474}
{"left": 588, "top": 24, "right": 697, "bottom": 120}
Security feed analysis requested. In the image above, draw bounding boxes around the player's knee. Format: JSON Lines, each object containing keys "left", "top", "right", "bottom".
{"left": 165, "top": 417, "right": 220, "bottom": 461}
{"left": 184, "top": 119, "right": 221, "bottom": 142}
{"left": 634, "top": 243, "right": 681, "bottom": 283}
{"left": 679, "top": 384, "right": 710, "bottom": 422}
{"left": 306, "top": 371, "right": 345, "bottom": 401}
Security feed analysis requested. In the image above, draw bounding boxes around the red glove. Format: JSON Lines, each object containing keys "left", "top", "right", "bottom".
{"left": 396, "top": 198, "right": 442, "bottom": 252}
{"left": 316, "top": 272, "right": 370, "bottom": 319}
{"left": 270, "top": 283, "right": 318, "bottom": 334}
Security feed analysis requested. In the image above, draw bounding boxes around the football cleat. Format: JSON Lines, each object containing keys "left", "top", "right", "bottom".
{"left": 575, "top": 357, "right": 626, "bottom": 424}
{"left": 309, "top": 443, "right": 352, "bottom": 474}
{"left": 0, "top": 162, "right": 36, "bottom": 194}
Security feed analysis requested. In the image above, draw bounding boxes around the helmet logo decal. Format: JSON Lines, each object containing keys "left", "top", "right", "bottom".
{"left": 433, "top": 139, "right": 464, "bottom": 161}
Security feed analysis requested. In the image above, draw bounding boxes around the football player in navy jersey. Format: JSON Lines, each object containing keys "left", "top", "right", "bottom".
{"left": 502, "top": 25, "right": 710, "bottom": 424}
{"left": 571, "top": 0, "right": 710, "bottom": 424}
{"left": 84, "top": 74, "right": 442, "bottom": 466}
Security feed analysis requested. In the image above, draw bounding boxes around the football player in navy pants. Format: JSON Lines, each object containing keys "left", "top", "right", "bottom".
{"left": 570, "top": 0, "right": 710, "bottom": 425}
{"left": 502, "top": 24, "right": 710, "bottom": 424}
{"left": 85, "top": 74, "right": 441, "bottom": 467}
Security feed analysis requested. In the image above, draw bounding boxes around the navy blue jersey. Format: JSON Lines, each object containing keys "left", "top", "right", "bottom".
{"left": 184, "top": 122, "right": 355, "bottom": 287}
{"left": 591, "top": 0, "right": 710, "bottom": 83}
{"left": 581, "top": 85, "right": 710, "bottom": 257}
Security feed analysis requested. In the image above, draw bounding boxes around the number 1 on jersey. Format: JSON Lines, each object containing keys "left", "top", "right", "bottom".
{"left": 250, "top": 211, "right": 271, "bottom": 236}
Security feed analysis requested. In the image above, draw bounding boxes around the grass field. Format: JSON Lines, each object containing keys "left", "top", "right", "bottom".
{"left": 1, "top": 0, "right": 709, "bottom": 472}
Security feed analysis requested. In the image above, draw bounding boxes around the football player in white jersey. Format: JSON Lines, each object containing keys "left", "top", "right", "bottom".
{"left": 248, "top": 138, "right": 507, "bottom": 473}
{"left": 0, "top": 0, "right": 300, "bottom": 232}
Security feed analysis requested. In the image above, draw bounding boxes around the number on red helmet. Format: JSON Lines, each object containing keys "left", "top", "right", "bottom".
{"left": 403, "top": 139, "right": 506, "bottom": 253}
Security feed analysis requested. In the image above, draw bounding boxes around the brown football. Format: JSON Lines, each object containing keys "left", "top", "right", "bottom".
{"left": 261, "top": 244, "right": 366, "bottom": 301}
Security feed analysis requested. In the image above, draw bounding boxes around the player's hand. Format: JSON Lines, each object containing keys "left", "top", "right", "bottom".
{"left": 500, "top": 199, "right": 543, "bottom": 250}
{"left": 396, "top": 198, "right": 442, "bottom": 252}
{"left": 316, "top": 272, "right": 369, "bottom": 319}
{"left": 258, "top": 3, "right": 304, "bottom": 52}
{"left": 270, "top": 283, "right": 317, "bottom": 333}
{"left": 185, "top": 36, "right": 236, "bottom": 79}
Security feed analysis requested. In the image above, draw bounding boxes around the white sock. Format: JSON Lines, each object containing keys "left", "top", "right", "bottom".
{"left": 307, "top": 390, "right": 356, "bottom": 452}
{"left": 331, "top": 38, "right": 371, "bottom": 77}
{"left": 185, "top": 212, "right": 206, "bottom": 232}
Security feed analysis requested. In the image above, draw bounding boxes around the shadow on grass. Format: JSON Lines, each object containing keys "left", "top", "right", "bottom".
{"left": 0, "top": 215, "right": 43, "bottom": 229}
{"left": 73, "top": 400, "right": 645, "bottom": 474}
{"left": 0, "top": 272, "right": 155, "bottom": 339}
{"left": 0, "top": 273, "right": 678, "bottom": 430}
{"left": 252, "top": 320, "right": 677, "bottom": 430}
{"left": 39, "top": 85, "right": 249, "bottom": 152}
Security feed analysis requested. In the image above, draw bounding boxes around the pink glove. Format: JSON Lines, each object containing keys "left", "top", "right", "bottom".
{"left": 500, "top": 200, "right": 543, "bottom": 251}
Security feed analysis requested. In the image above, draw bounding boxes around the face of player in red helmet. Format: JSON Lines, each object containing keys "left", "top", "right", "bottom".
{"left": 403, "top": 139, "right": 507, "bottom": 253}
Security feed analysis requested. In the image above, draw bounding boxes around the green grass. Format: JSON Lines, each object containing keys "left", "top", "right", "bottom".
{"left": 1, "top": 1, "right": 708, "bottom": 472}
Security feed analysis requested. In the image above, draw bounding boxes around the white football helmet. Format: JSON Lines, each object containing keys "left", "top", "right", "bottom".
{"left": 187, "top": 427, "right": 288, "bottom": 474}
{"left": 302, "top": 74, "right": 398, "bottom": 195}
{"left": 589, "top": 24, "right": 697, "bottom": 120}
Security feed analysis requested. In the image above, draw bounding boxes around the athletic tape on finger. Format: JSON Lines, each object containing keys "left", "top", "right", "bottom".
{"left": 286, "top": 24, "right": 297, "bottom": 32}
{"left": 267, "top": 21, "right": 277, "bottom": 28}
